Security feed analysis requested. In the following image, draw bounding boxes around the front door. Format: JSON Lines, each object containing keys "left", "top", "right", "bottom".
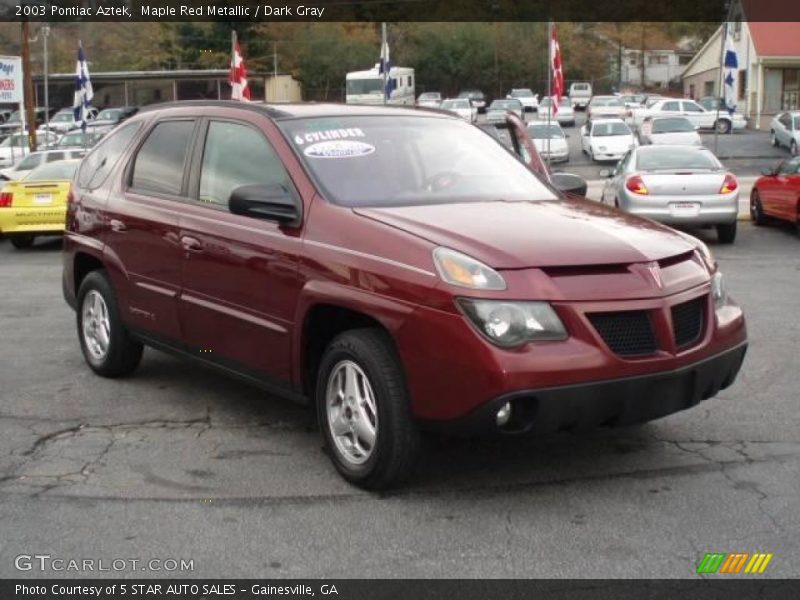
{"left": 177, "top": 116, "right": 304, "bottom": 383}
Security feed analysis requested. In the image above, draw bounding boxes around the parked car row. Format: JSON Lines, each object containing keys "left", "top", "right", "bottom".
{"left": 0, "top": 105, "right": 139, "bottom": 143}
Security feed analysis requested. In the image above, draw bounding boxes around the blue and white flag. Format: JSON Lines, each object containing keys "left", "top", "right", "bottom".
{"left": 73, "top": 44, "right": 94, "bottom": 131}
{"left": 378, "top": 40, "right": 395, "bottom": 100}
{"left": 722, "top": 25, "right": 738, "bottom": 116}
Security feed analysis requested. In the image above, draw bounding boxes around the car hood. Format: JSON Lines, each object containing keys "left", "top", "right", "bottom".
{"left": 591, "top": 135, "right": 635, "bottom": 150}
{"left": 353, "top": 199, "right": 695, "bottom": 268}
{"left": 533, "top": 138, "right": 568, "bottom": 152}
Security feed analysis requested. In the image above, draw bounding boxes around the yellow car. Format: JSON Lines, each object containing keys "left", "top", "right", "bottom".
{"left": 0, "top": 159, "right": 80, "bottom": 249}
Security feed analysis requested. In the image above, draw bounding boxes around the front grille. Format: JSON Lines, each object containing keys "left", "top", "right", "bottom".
{"left": 672, "top": 297, "right": 706, "bottom": 350}
{"left": 588, "top": 311, "right": 657, "bottom": 357}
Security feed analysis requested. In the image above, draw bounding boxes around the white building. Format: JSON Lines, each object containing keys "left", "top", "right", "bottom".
{"left": 682, "top": 16, "right": 800, "bottom": 129}
{"left": 620, "top": 47, "right": 694, "bottom": 89}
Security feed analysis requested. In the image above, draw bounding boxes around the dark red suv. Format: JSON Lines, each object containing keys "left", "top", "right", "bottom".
{"left": 63, "top": 102, "right": 747, "bottom": 489}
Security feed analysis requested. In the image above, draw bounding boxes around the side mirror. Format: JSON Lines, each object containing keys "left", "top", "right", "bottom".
{"left": 599, "top": 168, "right": 613, "bottom": 178}
{"left": 551, "top": 172, "right": 588, "bottom": 197}
{"left": 229, "top": 183, "right": 301, "bottom": 225}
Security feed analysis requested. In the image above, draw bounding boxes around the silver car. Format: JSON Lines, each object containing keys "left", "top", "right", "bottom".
{"left": 600, "top": 145, "right": 739, "bottom": 243}
{"left": 639, "top": 116, "right": 702, "bottom": 146}
{"left": 485, "top": 99, "right": 524, "bottom": 124}
{"left": 770, "top": 111, "right": 799, "bottom": 156}
{"left": 537, "top": 97, "right": 575, "bottom": 126}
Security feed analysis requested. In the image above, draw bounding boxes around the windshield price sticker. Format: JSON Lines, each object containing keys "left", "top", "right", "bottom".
{"left": 293, "top": 128, "right": 366, "bottom": 145}
{"left": 303, "top": 140, "right": 375, "bottom": 159}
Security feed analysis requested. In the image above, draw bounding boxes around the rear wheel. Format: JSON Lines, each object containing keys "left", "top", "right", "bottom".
{"left": 715, "top": 119, "right": 731, "bottom": 134}
{"left": 717, "top": 221, "right": 737, "bottom": 244}
{"left": 10, "top": 234, "right": 35, "bottom": 249}
{"left": 750, "top": 189, "right": 767, "bottom": 225}
{"left": 316, "top": 328, "right": 420, "bottom": 490}
{"left": 77, "top": 270, "right": 143, "bottom": 377}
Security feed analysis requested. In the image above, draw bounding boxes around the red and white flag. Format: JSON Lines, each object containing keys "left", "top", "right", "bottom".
{"left": 550, "top": 25, "right": 564, "bottom": 115}
{"left": 230, "top": 38, "right": 250, "bottom": 102}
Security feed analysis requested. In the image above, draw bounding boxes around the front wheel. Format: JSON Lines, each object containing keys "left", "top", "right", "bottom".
{"left": 717, "top": 221, "right": 737, "bottom": 244}
{"left": 715, "top": 119, "right": 731, "bottom": 134}
{"left": 316, "top": 328, "right": 420, "bottom": 490}
{"left": 792, "top": 141, "right": 798, "bottom": 157}
{"left": 77, "top": 270, "right": 143, "bottom": 377}
{"left": 770, "top": 130, "right": 778, "bottom": 147}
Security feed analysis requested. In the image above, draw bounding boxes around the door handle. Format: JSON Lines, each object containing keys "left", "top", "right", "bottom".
{"left": 180, "top": 235, "right": 203, "bottom": 253}
{"left": 109, "top": 219, "right": 127, "bottom": 232}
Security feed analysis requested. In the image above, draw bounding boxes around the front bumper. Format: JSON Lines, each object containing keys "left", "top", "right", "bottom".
{"left": 434, "top": 342, "right": 747, "bottom": 435}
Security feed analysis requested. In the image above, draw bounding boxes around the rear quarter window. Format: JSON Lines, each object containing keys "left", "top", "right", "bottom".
{"left": 76, "top": 121, "right": 142, "bottom": 190}
{"left": 130, "top": 120, "right": 196, "bottom": 197}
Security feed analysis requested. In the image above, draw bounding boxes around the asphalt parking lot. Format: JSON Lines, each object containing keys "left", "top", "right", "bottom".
{"left": 1, "top": 218, "right": 798, "bottom": 578}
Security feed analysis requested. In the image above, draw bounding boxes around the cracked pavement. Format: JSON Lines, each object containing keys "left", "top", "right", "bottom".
{"left": 1, "top": 223, "right": 798, "bottom": 578}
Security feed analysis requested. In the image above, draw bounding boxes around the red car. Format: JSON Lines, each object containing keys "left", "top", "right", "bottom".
{"left": 751, "top": 157, "right": 800, "bottom": 228}
{"left": 62, "top": 102, "right": 747, "bottom": 489}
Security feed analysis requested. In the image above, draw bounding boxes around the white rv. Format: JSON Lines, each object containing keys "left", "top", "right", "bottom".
{"left": 345, "top": 66, "right": 415, "bottom": 106}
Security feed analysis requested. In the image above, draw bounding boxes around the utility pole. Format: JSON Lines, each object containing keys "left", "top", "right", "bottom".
{"left": 272, "top": 41, "right": 278, "bottom": 102}
{"left": 42, "top": 25, "right": 50, "bottom": 137}
{"left": 21, "top": 21, "right": 37, "bottom": 152}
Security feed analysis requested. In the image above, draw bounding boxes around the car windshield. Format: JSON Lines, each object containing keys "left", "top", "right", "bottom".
{"left": 528, "top": 124, "right": 564, "bottom": 139}
{"left": 280, "top": 116, "right": 557, "bottom": 208}
{"left": 459, "top": 91, "right": 483, "bottom": 100}
{"left": 592, "top": 122, "right": 631, "bottom": 136}
{"left": 636, "top": 148, "right": 720, "bottom": 171}
{"left": 651, "top": 118, "right": 695, "bottom": 133}
{"left": 441, "top": 100, "right": 469, "bottom": 109}
{"left": 591, "top": 97, "right": 624, "bottom": 107}
{"left": 53, "top": 112, "right": 74, "bottom": 123}
{"left": 511, "top": 89, "right": 534, "bottom": 97}
{"left": 490, "top": 100, "right": 521, "bottom": 110}
{"left": 58, "top": 133, "right": 85, "bottom": 146}
{"left": 24, "top": 161, "right": 79, "bottom": 181}
{"left": 97, "top": 109, "right": 122, "bottom": 121}
{"left": 419, "top": 93, "right": 440, "bottom": 100}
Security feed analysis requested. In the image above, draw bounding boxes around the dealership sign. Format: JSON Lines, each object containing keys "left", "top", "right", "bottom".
{"left": 0, "top": 56, "right": 23, "bottom": 103}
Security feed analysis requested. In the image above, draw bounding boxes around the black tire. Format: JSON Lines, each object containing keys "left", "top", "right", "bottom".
{"left": 76, "top": 269, "right": 143, "bottom": 378}
{"left": 770, "top": 130, "right": 778, "bottom": 147}
{"left": 10, "top": 234, "right": 35, "bottom": 249}
{"left": 750, "top": 189, "right": 767, "bottom": 226}
{"left": 316, "top": 328, "right": 421, "bottom": 490}
{"left": 715, "top": 119, "right": 731, "bottom": 134}
{"left": 717, "top": 221, "right": 737, "bottom": 244}
{"left": 792, "top": 141, "right": 798, "bottom": 157}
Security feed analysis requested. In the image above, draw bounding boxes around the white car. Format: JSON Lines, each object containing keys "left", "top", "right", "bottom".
{"left": 439, "top": 98, "right": 477, "bottom": 123}
{"left": 0, "top": 131, "right": 59, "bottom": 168}
{"left": 770, "top": 111, "right": 799, "bottom": 156}
{"left": 486, "top": 99, "right": 525, "bottom": 124}
{"left": 507, "top": 88, "right": 539, "bottom": 112}
{"left": 416, "top": 92, "right": 442, "bottom": 108}
{"left": 638, "top": 116, "right": 702, "bottom": 146}
{"left": 633, "top": 98, "right": 746, "bottom": 133}
{"left": 569, "top": 82, "right": 592, "bottom": 109}
{"left": 0, "top": 148, "right": 86, "bottom": 181}
{"left": 38, "top": 107, "right": 99, "bottom": 135}
{"left": 527, "top": 122, "right": 569, "bottom": 162}
{"left": 587, "top": 96, "right": 629, "bottom": 121}
{"left": 581, "top": 118, "right": 638, "bottom": 162}
{"left": 537, "top": 98, "right": 575, "bottom": 126}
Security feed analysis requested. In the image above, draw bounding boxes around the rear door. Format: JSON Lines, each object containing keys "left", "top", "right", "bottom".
{"left": 105, "top": 118, "right": 198, "bottom": 341}
{"left": 774, "top": 158, "right": 800, "bottom": 222}
{"left": 177, "top": 114, "right": 304, "bottom": 382}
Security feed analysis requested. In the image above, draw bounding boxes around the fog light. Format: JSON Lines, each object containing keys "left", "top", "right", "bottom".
{"left": 496, "top": 402, "right": 512, "bottom": 427}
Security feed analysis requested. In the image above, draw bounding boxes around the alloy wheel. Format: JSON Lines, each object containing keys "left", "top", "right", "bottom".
{"left": 325, "top": 360, "right": 378, "bottom": 466}
{"left": 81, "top": 290, "right": 111, "bottom": 361}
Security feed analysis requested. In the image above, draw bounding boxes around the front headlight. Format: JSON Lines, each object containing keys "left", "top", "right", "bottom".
{"left": 674, "top": 230, "right": 716, "bottom": 272}
{"left": 433, "top": 247, "right": 506, "bottom": 290}
{"left": 711, "top": 271, "right": 728, "bottom": 310}
{"left": 457, "top": 299, "right": 567, "bottom": 347}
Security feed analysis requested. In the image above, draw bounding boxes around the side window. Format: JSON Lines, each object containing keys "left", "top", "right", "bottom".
{"left": 77, "top": 121, "right": 141, "bottom": 190}
{"left": 199, "top": 121, "right": 296, "bottom": 208}
{"left": 682, "top": 101, "right": 703, "bottom": 113}
{"left": 130, "top": 120, "right": 195, "bottom": 196}
{"left": 777, "top": 158, "right": 799, "bottom": 175}
{"left": 46, "top": 152, "right": 66, "bottom": 162}
{"left": 662, "top": 101, "right": 680, "bottom": 111}
{"left": 778, "top": 114, "right": 790, "bottom": 128}
{"left": 17, "top": 153, "right": 42, "bottom": 170}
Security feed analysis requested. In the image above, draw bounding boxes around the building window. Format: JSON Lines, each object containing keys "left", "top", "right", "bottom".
{"left": 738, "top": 69, "right": 747, "bottom": 101}
{"left": 703, "top": 81, "right": 715, "bottom": 97}
{"left": 678, "top": 54, "right": 692, "bottom": 65}
{"left": 648, "top": 55, "right": 669, "bottom": 65}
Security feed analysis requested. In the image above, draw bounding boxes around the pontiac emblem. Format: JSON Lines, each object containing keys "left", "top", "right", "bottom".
{"left": 646, "top": 262, "right": 663, "bottom": 288}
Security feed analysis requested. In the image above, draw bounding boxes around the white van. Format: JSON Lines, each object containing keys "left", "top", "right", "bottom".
{"left": 345, "top": 66, "right": 415, "bottom": 106}
{"left": 569, "top": 82, "right": 593, "bottom": 110}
